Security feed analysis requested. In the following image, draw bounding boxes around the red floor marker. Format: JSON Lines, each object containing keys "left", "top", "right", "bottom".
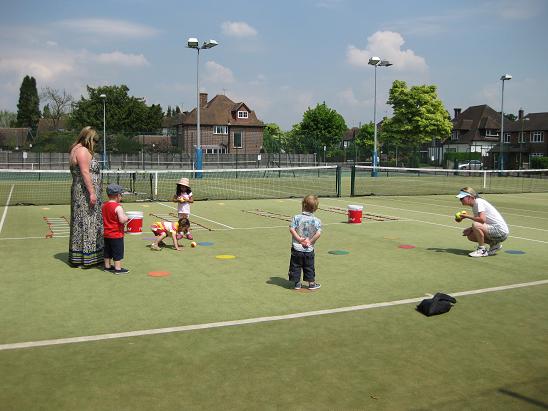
{"left": 398, "top": 244, "right": 416, "bottom": 249}
{"left": 148, "top": 271, "right": 171, "bottom": 277}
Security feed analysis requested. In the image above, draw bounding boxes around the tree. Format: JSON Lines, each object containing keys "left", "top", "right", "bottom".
{"left": 167, "top": 106, "right": 172, "bottom": 117}
{"left": 382, "top": 80, "right": 452, "bottom": 165}
{"left": 293, "top": 102, "right": 347, "bottom": 153}
{"left": 354, "top": 122, "right": 375, "bottom": 153}
{"left": 262, "top": 123, "right": 285, "bottom": 153}
{"left": 69, "top": 85, "right": 163, "bottom": 133}
{"left": 16, "top": 75, "right": 41, "bottom": 133}
{"left": 0, "top": 110, "right": 17, "bottom": 127}
{"left": 40, "top": 87, "right": 74, "bottom": 129}
{"left": 175, "top": 106, "right": 181, "bottom": 114}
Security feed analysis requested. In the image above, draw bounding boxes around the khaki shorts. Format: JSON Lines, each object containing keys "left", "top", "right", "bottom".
{"left": 486, "top": 225, "right": 508, "bottom": 244}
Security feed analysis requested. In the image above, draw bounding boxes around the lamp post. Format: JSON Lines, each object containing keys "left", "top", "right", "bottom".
{"left": 99, "top": 93, "right": 107, "bottom": 169}
{"left": 368, "top": 57, "right": 392, "bottom": 176}
{"left": 499, "top": 74, "right": 511, "bottom": 171}
{"left": 187, "top": 37, "right": 218, "bottom": 176}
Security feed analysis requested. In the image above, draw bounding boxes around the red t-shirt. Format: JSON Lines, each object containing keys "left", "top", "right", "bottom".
{"left": 102, "top": 201, "right": 124, "bottom": 239}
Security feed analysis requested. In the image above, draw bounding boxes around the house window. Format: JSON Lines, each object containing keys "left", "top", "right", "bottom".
{"left": 213, "top": 126, "right": 228, "bottom": 135}
{"left": 485, "top": 129, "right": 499, "bottom": 137}
{"left": 233, "top": 131, "right": 243, "bottom": 148}
{"left": 531, "top": 152, "right": 543, "bottom": 157}
{"left": 204, "top": 146, "right": 227, "bottom": 154}
{"left": 237, "top": 111, "right": 248, "bottom": 119}
{"left": 531, "top": 131, "right": 544, "bottom": 143}
{"left": 451, "top": 131, "right": 459, "bottom": 141}
{"left": 504, "top": 133, "right": 511, "bottom": 143}
{"left": 518, "top": 132, "right": 527, "bottom": 143}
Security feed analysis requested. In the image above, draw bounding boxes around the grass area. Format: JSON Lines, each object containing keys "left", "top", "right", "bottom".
{"left": 1, "top": 193, "right": 547, "bottom": 410}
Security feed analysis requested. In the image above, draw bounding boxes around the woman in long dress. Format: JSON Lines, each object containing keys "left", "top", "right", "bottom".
{"left": 68, "top": 126, "right": 104, "bottom": 267}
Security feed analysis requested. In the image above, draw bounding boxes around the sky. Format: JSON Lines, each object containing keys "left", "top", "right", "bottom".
{"left": 1, "top": 0, "right": 547, "bottom": 131}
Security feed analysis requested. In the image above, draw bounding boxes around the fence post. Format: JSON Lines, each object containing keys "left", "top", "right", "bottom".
{"left": 350, "top": 165, "right": 355, "bottom": 196}
{"left": 336, "top": 165, "right": 342, "bottom": 197}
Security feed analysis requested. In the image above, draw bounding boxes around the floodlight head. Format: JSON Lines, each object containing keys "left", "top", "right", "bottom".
{"left": 500, "top": 74, "right": 512, "bottom": 81}
{"left": 187, "top": 37, "right": 199, "bottom": 48}
{"left": 99, "top": 94, "right": 106, "bottom": 99}
{"left": 379, "top": 60, "right": 393, "bottom": 67}
{"left": 368, "top": 56, "right": 381, "bottom": 66}
{"left": 203, "top": 39, "right": 218, "bottom": 49}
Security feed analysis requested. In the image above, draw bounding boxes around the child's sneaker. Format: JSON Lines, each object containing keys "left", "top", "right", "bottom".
{"left": 294, "top": 281, "right": 302, "bottom": 290}
{"left": 308, "top": 282, "right": 321, "bottom": 290}
{"left": 113, "top": 268, "right": 130, "bottom": 274}
{"left": 186, "top": 233, "right": 193, "bottom": 240}
{"left": 468, "top": 247, "right": 488, "bottom": 257}
{"left": 488, "top": 243, "right": 502, "bottom": 256}
{"left": 150, "top": 243, "right": 161, "bottom": 251}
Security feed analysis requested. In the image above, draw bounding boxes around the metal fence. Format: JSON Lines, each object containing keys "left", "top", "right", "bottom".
{"left": 0, "top": 151, "right": 318, "bottom": 170}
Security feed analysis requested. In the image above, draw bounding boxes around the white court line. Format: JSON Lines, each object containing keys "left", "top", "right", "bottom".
{"left": 1, "top": 279, "right": 547, "bottom": 352}
{"left": 158, "top": 202, "right": 234, "bottom": 229}
{"left": 0, "top": 184, "right": 14, "bottom": 235}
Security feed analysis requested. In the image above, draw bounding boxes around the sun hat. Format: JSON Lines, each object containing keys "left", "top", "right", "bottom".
{"left": 456, "top": 190, "right": 471, "bottom": 199}
{"left": 106, "top": 183, "right": 124, "bottom": 195}
{"left": 177, "top": 177, "right": 190, "bottom": 186}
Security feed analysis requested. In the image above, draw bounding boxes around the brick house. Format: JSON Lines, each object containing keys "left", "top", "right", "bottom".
{"left": 502, "top": 109, "right": 548, "bottom": 168}
{"left": 444, "top": 105, "right": 502, "bottom": 167}
{"left": 170, "top": 93, "right": 265, "bottom": 154}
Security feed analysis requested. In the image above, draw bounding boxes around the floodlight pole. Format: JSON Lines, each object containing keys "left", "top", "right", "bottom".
{"left": 368, "top": 57, "right": 392, "bottom": 177}
{"left": 499, "top": 74, "right": 511, "bottom": 171}
{"left": 100, "top": 94, "right": 107, "bottom": 169}
{"left": 187, "top": 37, "right": 218, "bottom": 177}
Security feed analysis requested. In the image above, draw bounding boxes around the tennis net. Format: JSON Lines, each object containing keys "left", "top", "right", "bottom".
{"left": 0, "top": 165, "right": 341, "bottom": 206}
{"left": 351, "top": 166, "right": 548, "bottom": 196}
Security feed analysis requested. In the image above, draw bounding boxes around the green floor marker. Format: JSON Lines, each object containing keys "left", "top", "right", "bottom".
{"left": 328, "top": 250, "right": 350, "bottom": 255}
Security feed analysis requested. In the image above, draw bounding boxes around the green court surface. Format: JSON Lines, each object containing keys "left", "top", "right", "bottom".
{"left": 1, "top": 194, "right": 547, "bottom": 410}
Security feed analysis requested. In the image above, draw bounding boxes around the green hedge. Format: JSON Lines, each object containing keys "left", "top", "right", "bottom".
{"left": 531, "top": 156, "right": 548, "bottom": 169}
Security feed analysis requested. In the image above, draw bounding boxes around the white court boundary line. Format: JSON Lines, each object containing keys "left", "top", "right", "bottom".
{"left": 0, "top": 184, "right": 14, "bottom": 235}
{"left": 1, "top": 279, "right": 547, "bottom": 352}
{"left": 157, "top": 202, "right": 234, "bottom": 229}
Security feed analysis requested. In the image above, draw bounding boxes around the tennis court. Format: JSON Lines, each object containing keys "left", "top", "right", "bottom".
{"left": 1, "top": 171, "right": 547, "bottom": 410}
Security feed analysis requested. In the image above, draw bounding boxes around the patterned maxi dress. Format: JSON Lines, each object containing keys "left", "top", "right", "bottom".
{"left": 68, "top": 158, "right": 104, "bottom": 266}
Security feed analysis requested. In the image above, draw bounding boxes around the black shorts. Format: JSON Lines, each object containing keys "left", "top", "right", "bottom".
{"left": 104, "top": 237, "right": 124, "bottom": 261}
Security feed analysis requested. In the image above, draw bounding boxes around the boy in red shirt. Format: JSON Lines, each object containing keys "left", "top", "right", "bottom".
{"left": 102, "top": 184, "right": 129, "bottom": 274}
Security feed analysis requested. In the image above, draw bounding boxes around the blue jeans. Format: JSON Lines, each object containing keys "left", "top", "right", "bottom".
{"left": 288, "top": 248, "right": 316, "bottom": 283}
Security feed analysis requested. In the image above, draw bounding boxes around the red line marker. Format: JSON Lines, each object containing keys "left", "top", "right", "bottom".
{"left": 148, "top": 271, "right": 171, "bottom": 277}
{"left": 398, "top": 244, "right": 416, "bottom": 249}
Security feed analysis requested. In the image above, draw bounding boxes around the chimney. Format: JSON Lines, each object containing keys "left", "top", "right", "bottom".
{"left": 199, "top": 93, "right": 208, "bottom": 108}
{"left": 518, "top": 108, "right": 524, "bottom": 120}
{"left": 454, "top": 108, "right": 461, "bottom": 119}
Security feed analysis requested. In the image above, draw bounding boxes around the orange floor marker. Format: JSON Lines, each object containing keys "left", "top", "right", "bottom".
{"left": 148, "top": 271, "right": 171, "bottom": 277}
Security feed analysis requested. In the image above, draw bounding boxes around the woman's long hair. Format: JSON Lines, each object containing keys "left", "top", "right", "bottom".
{"left": 70, "top": 126, "right": 99, "bottom": 154}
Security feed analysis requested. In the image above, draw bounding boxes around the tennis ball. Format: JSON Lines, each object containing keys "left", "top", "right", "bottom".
{"left": 191, "top": 241, "right": 197, "bottom": 248}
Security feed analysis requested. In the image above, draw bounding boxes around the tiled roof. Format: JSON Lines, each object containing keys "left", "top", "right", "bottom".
{"left": 505, "top": 112, "right": 548, "bottom": 132}
{"left": 179, "top": 94, "right": 264, "bottom": 127}
{"left": 451, "top": 104, "right": 502, "bottom": 143}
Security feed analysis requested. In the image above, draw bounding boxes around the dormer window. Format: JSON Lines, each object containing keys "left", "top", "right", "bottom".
{"left": 237, "top": 110, "right": 248, "bottom": 119}
{"left": 451, "top": 130, "right": 459, "bottom": 141}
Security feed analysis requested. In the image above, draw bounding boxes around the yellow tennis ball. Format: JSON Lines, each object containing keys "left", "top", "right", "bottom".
{"left": 191, "top": 241, "right": 197, "bottom": 248}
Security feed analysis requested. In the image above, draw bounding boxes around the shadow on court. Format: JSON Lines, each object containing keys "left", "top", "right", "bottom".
{"left": 426, "top": 247, "right": 470, "bottom": 256}
{"left": 266, "top": 276, "right": 292, "bottom": 289}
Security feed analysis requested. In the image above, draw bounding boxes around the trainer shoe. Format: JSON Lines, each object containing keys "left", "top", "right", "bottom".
{"left": 294, "top": 281, "right": 302, "bottom": 290}
{"left": 113, "top": 268, "right": 130, "bottom": 275}
{"left": 488, "top": 243, "right": 502, "bottom": 256}
{"left": 308, "top": 282, "right": 322, "bottom": 290}
{"left": 468, "top": 247, "right": 488, "bottom": 257}
{"left": 103, "top": 266, "right": 115, "bottom": 272}
{"left": 186, "top": 233, "right": 193, "bottom": 240}
{"left": 150, "top": 243, "right": 161, "bottom": 251}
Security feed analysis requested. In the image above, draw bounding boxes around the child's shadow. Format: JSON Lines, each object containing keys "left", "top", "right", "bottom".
{"left": 266, "top": 276, "right": 292, "bottom": 289}
{"left": 54, "top": 252, "right": 72, "bottom": 267}
{"left": 427, "top": 247, "right": 469, "bottom": 256}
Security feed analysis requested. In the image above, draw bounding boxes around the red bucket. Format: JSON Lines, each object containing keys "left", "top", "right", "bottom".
{"left": 126, "top": 211, "right": 143, "bottom": 234}
{"left": 347, "top": 205, "right": 363, "bottom": 224}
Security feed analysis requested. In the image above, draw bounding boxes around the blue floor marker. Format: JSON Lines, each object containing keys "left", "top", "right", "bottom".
{"left": 198, "top": 242, "right": 214, "bottom": 246}
{"left": 505, "top": 250, "right": 525, "bottom": 255}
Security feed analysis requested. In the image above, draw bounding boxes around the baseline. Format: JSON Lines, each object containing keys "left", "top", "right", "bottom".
{"left": 1, "top": 279, "right": 546, "bottom": 352}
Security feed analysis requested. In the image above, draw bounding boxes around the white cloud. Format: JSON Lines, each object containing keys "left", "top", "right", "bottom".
{"left": 95, "top": 51, "right": 149, "bottom": 67}
{"left": 337, "top": 88, "right": 371, "bottom": 108}
{"left": 490, "top": 0, "right": 545, "bottom": 19}
{"left": 347, "top": 31, "right": 428, "bottom": 72}
{"left": 221, "top": 21, "right": 257, "bottom": 37}
{"left": 57, "top": 18, "right": 159, "bottom": 38}
{"left": 204, "top": 61, "right": 235, "bottom": 83}
{"left": 0, "top": 54, "right": 74, "bottom": 81}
